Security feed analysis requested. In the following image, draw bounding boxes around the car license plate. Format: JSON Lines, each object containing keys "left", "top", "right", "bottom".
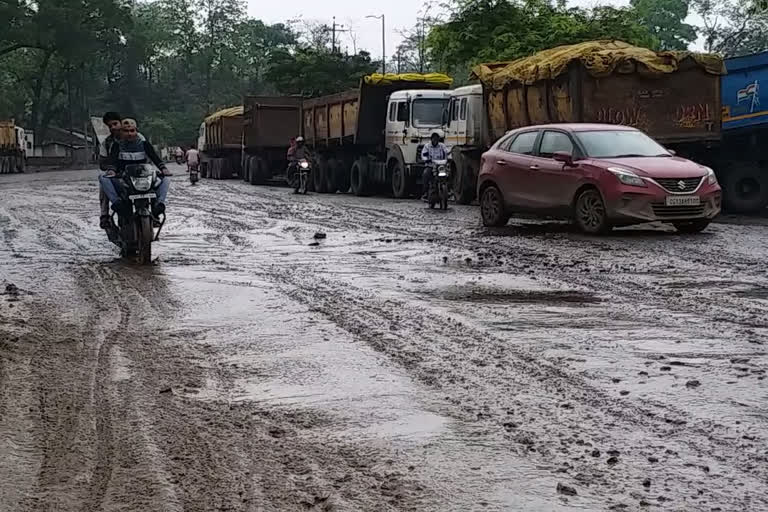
{"left": 665, "top": 195, "right": 700, "bottom": 206}
{"left": 129, "top": 193, "right": 156, "bottom": 200}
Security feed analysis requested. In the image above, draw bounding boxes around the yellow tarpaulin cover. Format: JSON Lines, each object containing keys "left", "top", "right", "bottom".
{"left": 472, "top": 40, "right": 726, "bottom": 91}
{"left": 364, "top": 72, "right": 453, "bottom": 88}
{"left": 205, "top": 105, "right": 243, "bottom": 124}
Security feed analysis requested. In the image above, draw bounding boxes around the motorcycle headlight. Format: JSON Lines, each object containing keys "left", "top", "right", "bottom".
{"left": 131, "top": 176, "right": 153, "bottom": 192}
{"left": 300, "top": 161, "right": 309, "bottom": 169}
{"left": 704, "top": 167, "right": 718, "bottom": 185}
{"left": 607, "top": 167, "right": 646, "bottom": 187}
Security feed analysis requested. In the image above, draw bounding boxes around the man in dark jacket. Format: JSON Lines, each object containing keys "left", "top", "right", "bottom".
{"left": 101, "top": 118, "right": 172, "bottom": 218}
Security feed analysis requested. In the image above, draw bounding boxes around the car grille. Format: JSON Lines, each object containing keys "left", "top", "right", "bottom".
{"left": 653, "top": 177, "right": 702, "bottom": 193}
{"left": 651, "top": 203, "right": 706, "bottom": 218}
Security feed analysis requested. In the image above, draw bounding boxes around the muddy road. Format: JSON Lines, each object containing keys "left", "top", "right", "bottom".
{"left": 1, "top": 167, "right": 767, "bottom": 511}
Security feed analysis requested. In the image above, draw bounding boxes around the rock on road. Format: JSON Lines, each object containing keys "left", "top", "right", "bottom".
{"left": 1, "top": 167, "right": 767, "bottom": 511}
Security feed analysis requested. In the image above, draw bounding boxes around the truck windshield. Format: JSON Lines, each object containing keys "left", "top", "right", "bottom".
{"left": 412, "top": 99, "right": 449, "bottom": 128}
{"left": 576, "top": 130, "right": 671, "bottom": 158}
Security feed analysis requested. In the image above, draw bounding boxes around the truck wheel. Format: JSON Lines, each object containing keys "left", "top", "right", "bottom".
{"left": 16, "top": 156, "right": 25, "bottom": 173}
{"left": 453, "top": 151, "right": 477, "bottom": 205}
{"left": 313, "top": 158, "right": 328, "bottom": 193}
{"left": 722, "top": 162, "right": 768, "bottom": 213}
{"left": 325, "top": 158, "right": 339, "bottom": 193}
{"left": 247, "top": 157, "right": 258, "bottom": 185}
{"left": 351, "top": 158, "right": 371, "bottom": 196}
{"left": 389, "top": 154, "right": 408, "bottom": 198}
{"left": 200, "top": 162, "right": 208, "bottom": 179}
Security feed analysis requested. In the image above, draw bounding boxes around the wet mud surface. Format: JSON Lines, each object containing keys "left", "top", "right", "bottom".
{"left": 1, "top": 167, "right": 767, "bottom": 511}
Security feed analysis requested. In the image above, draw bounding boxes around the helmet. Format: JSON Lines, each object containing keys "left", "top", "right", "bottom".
{"left": 296, "top": 136, "right": 304, "bottom": 142}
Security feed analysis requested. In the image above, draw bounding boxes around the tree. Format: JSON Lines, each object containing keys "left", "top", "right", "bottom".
{"left": 427, "top": 0, "right": 659, "bottom": 73}
{"left": 692, "top": 0, "right": 768, "bottom": 57}
{"left": 630, "top": 0, "right": 697, "bottom": 50}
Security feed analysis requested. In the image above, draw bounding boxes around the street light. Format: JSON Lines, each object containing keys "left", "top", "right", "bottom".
{"left": 366, "top": 14, "right": 385, "bottom": 74}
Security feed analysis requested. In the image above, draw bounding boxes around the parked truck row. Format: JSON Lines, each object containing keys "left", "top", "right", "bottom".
{"left": 197, "top": 42, "right": 768, "bottom": 213}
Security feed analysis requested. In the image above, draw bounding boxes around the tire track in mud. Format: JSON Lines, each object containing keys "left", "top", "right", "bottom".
{"left": 259, "top": 265, "right": 768, "bottom": 510}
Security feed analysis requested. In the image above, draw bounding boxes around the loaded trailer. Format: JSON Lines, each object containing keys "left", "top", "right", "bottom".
{"left": 200, "top": 106, "right": 243, "bottom": 179}
{"left": 241, "top": 95, "right": 302, "bottom": 185}
{"left": 445, "top": 41, "right": 724, "bottom": 205}
{"left": 0, "top": 120, "right": 27, "bottom": 173}
{"left": 301, "top": 73, "right": 453, "bottom": 197}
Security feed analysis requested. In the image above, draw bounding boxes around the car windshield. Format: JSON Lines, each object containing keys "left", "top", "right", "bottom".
{"left": 412, "top": 99, "right": 448, "bottom": 127}
{"left": 575, "top": 130, "right": 671, "bottom": 158}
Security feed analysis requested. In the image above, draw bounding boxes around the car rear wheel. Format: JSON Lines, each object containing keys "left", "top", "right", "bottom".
{"left": 674, "top": 219, "right": 710, "bottom": 234}
{"left": 575, "top": 189, "right": 612, "bottom": 234}
{"left": 480, "top": 184, "right": 509, "bottom": 227}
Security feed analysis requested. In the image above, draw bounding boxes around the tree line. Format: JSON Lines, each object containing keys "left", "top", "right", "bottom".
{"left": 1, "top": 0, "right": 766, "bottom": 146}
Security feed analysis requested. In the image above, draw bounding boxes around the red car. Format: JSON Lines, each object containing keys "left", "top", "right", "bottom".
{"left": 477, "top": 124, "right": 722, "bottom": 234}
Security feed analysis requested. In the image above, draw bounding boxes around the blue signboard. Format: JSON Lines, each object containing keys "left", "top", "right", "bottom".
{"left": 723, "top": 51, "right": 768, "bottom": 131}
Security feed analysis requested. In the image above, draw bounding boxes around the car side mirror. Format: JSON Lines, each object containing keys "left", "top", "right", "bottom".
{"left": 553, "top": 151, "right": 574, "bottom": 166}
{"left": 667, "top": 149, "right": 676, "bottom": 156}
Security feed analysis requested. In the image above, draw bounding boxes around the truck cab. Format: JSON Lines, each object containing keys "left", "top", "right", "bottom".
{"left": 443, "top": 84, "right": 484, "bottom": 148}
{"left": 385, "top": 89, "right": 451, "bottom": 165}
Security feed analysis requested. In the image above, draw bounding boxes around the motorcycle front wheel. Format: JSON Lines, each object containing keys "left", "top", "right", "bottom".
{"left": 137, "top": 216, "right": 153, "bottom": 265}
{"left": 439, "top": 183, "right": 449, "bottom": 210}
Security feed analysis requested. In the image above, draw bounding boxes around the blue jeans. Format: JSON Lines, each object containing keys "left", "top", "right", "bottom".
{"left": 99, "top": 175, "right": 170, "bottom": 206}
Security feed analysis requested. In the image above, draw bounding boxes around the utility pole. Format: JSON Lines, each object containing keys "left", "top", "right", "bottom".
{"left": 327, "top": 17, "right": 348, "bottom": 53}
{"left": 366, "top": 14, "right": 386, "bottom": 74}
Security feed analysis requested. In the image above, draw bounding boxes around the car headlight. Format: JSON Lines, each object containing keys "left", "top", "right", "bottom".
{"left": 607, "top": 167, "right": 646, "bottom": 187}
{"left": 131, "top": 176, "right": 152, "bottom": 192}
{"left": 704, "top": 166, "right": 718, "bottom": 185}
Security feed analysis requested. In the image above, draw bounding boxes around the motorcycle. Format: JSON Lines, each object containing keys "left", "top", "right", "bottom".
{"left": 175, "top": 155, "right": 183, "bottom": 165}
{"left": 105, "top": 163, "right": 166, "bottom": 265}
{"left": 427, "top": 159, "right": 450, "bottom": 210}
{"left": 189, "top": 164, "right": 199, "bottom": 185}
{"left": 288, "top": 158, "right": 311, "bottom": 194}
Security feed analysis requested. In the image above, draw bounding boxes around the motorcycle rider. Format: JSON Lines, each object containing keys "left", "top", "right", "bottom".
{"left": 287, "top": 136, "right": 311, "bottom": 186}
{"left": 174, "top": 146, "right": 184, "bottom": 163}
{"left": 98, "top": 112, "right": 146, "bottom": 228}
{"left": 101, "top": 118, "right": 172, "bottom": 220}
{"left": 421, "top": 131, "right": 450, "bottom": 200}
{"left": 185, "top": 144, "right": 200, "bottom": 172}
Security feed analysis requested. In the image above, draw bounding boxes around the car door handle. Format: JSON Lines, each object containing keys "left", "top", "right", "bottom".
{"left": 529, "top": 165, "right": 540, "bottom": 170}
{"left": 496, "top": 160, "right": 507, "bottom": 166}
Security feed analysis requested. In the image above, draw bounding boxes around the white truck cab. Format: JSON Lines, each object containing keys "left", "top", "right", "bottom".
{"left": 442, "top": 84, "right": 485, "bottom": 204}
{"left": 385, "top": 89, "right": 452, "bottom": 165}
{"left": 443, "top": 84, "right": 483, "bottom": 148}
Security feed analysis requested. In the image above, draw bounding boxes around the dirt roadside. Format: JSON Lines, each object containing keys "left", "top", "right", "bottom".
{"left": 1, "top": 168, "right": 767, "bottom": 511}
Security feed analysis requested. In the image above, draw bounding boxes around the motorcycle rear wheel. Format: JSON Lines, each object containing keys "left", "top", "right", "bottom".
{"left": 137, "top": 216, "right": 153, "bottom": 265}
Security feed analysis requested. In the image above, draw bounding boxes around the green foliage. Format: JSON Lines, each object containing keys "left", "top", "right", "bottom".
{"left": 0, "top": 0, "right": 377, "bottom": 145}
{"left": 692, "top": 0, "right": 768, "bottom": 57}
{"left": 630, "top": 0, "right": 697, "bottom": 50}
{"left": 428, "top": 0, "right": 660, "bottom": 73}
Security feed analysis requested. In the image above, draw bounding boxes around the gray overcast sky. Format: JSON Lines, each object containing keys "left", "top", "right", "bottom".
{"left": 247, "top": 0, "right": 705, "bottom": 62}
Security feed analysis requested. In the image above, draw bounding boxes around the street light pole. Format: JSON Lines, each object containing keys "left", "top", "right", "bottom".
{"left": 366, "top": 14, "right": 386, "bottom": 74}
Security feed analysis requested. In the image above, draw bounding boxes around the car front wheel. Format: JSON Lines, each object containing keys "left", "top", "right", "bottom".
{"left": 480, "top": 184, "right": 509, "bottom": 227}
{"left": 575, "top": 189, "right": 612, "bottom": 234}
{"left": 674, "top": 220, "right": 710, "bottom": 234}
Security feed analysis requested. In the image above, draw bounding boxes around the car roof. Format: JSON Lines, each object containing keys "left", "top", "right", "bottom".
{"left": 508, "top": 123, "right": 639, "bottom": 134}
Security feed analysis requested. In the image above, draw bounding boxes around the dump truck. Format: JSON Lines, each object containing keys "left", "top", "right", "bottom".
{"left": 0, "top": 120, "right": 27, "bottom": 173}
{"left": 720, "top": 50, "right": 768, "bottom": 212}
{"left": 302, "top": 73, "right": 453, "bottom": 197}
{"left": 445, "top": 41, "right": 725, "bottom": 205}
{"left": 241, "top": 96, "right": 302, "bottom": 185}
{"left": 201, "top": 106, "right": 243, "bottom": 179}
